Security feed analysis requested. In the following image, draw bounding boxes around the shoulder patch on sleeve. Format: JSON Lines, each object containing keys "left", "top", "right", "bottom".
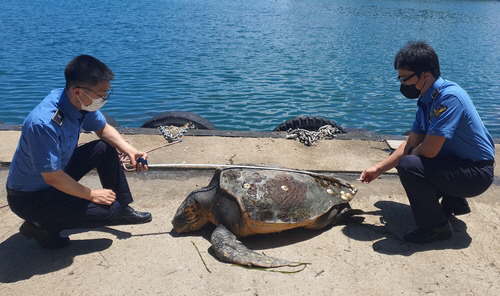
{"left": 433, "top": 104, "right": 448, "bottom": 117}
{"left": 51, "top": 109, "right": 65, "bottom": 126}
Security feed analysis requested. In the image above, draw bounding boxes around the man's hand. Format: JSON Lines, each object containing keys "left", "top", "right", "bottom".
{"left": 95, "top": 124, "right": 149, "bottom": 173}
{"left": 42, "top": 170, "right": 115, "bottom": 203}
{"left": 89, "top": 189, "right": 116, "bottom": 205}
{"left": 128, "top": 151, "right": 149, "bottom": 173}
{"left": 359, "top": 166, "right": 381, "bottom": 184}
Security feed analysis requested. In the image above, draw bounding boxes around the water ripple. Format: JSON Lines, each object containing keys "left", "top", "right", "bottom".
{"left": 0, "top": 0, "right": 499, "bottom": 136}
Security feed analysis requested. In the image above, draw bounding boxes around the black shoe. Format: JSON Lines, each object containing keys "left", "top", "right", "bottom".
{"left": 19, "top": 221, "right": 70, "bottom": 249}
{"left": 404, "top": 222, "right": 452, "bottom": 244}
{"left": 442, "top": 197, "right": 471, "bottom": 216}
{"left": 111, "top": 206, "right": 152, "bottom": 225}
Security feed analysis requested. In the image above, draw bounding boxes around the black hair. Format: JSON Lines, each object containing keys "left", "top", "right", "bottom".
{"left": 394, "top": 41, "right": 440, "bottom": 78}
{"left": 64, "top": 55, "right": 114, "bottom": 89}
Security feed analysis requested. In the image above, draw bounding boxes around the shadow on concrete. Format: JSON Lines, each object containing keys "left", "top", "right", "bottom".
{"left": 69, "top": 226, "right": 133, "bottom": 240}
{"left": 169, "top": 214, "right": 346, "bottom": 251}
{"left": 169, "top": 214, "right": 352, "bottom": 263}
{"left": 342, "top": 200, "right": 472, "bottom": 255}
{"left": 0, "top": 225, "right": 176, "bottom": 283}
{"left": 167, "top": 200, "right": 472, "bottom": 266}
{"left": 0, "top": 232, "right": 112, "bottom": 283}
{"left": 67, "top": 226, "right": 173, "bottom": 240}
{"left": 240, "top": 226, "right": 331, "bottom": 251}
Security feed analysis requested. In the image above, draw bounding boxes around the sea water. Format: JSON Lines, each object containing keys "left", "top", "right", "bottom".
{"left": 1, "top": 0, "right": 499, "bottom": 136}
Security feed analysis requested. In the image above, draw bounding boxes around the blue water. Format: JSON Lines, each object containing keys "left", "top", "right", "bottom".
{"left": 1, "top": 0, "right": 499, "bottom": 136}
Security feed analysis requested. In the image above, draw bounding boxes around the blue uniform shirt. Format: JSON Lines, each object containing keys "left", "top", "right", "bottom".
{"left": 7, "top": 88, "right": 106, "bottom": 191}
{"left": 412, "top": 77, "right": 494, "bottom": 162}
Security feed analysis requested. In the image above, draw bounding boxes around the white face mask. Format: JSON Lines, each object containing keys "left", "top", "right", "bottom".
{"left": 78, "top": 89, "right": 107, "bottom": 111}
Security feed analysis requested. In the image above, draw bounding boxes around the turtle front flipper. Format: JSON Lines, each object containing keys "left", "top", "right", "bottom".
{"left": 211, "top": 224, "right": 292, "bottom": 268}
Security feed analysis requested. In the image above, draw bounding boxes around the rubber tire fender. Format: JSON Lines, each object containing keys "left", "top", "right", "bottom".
{"left": 273, "top": 116, "right": 344, "bottom": 132}
{"left": 141, "top": 111, "right": 217, "bottom": 129}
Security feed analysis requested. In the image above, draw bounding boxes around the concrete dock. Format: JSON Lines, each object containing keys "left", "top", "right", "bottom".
{"left": 1, "top": 127, "right": 499, "bottom": 295}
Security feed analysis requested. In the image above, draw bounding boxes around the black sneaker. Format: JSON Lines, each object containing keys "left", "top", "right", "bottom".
{"left": 403, "top": 222, "right": 452, "bottom": 244}
{"left": 19, "top": 221, "right": 70, "bottom": 249}
{"left": 111, "top": 206, "right": 152, "bottom": 225}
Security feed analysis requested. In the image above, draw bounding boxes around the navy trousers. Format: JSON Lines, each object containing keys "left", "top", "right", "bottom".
{"left": 7, "top": 140, "right": 133, "bottom": 233}
{"left": 396, "top": 155, "right": 494, "bottom": 229}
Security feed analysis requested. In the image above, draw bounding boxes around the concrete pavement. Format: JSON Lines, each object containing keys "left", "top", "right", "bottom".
{"left": 1, "top": 128, "right": 499, "bottom": 295}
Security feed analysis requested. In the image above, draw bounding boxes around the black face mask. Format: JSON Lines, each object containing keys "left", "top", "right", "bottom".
{"left": 400, "top": 83, "right": 421, "bottom": 99}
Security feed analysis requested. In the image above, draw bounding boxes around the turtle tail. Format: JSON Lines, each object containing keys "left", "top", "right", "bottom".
{"left": 211, "top": 224, "right": 293, "bottom": 268}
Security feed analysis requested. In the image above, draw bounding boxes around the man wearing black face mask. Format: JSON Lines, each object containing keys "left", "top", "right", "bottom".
{"left": 360, "top": 41, "right": 495, "bottom": 244}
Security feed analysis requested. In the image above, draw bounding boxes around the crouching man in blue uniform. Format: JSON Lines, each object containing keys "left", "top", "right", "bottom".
{"left": 6, "top": 55, "right": 152, "bottom": 249}
{"left": 360, "top": 41, "right": 495, "bottom": 244}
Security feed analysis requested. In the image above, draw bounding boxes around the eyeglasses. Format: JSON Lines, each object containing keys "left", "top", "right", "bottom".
{"left": 76, "top": 86, "right": 113, "bottom": 100}
{"left": 397, "top": 72, "right": 417, "bottom": 84}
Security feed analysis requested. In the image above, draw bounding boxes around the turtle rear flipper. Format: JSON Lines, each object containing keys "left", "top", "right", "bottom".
{"left": 211, "top": 224, "right": 292, "bottom": 268}
{"left": 330, "top": 203, "right": 365, "bottom": 225}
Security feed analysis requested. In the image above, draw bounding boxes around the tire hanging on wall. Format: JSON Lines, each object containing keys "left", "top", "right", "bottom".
{"left": 141, "top": 111, "right": 217, "bottom": 129}
{"left": 273, "top": 116, "right": 344, "bottom": 133}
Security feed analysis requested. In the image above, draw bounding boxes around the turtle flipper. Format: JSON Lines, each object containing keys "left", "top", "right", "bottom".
{"left": 211, "top": 224, "right": 292, "bottom": 268}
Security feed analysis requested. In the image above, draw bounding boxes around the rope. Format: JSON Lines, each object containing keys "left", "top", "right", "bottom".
{"left": 120, "top": 123, "right": 194, "bottom": 171}
{"left": 119, "top": 140, "right": 182, "bottom": 171}
{"left": 285, "top": 125, "right": 343, "bottom": 146}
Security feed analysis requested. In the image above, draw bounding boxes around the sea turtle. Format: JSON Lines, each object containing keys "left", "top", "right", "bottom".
{"left": 172, "top": 167, "right": 357, "bottom": 268}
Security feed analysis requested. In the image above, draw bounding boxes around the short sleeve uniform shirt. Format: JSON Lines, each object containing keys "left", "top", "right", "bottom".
{"left": 411, "top": 77, "right": 494, "bottom": 162}
{"left": 7, "top": 88, "right": 106, "bottom": 191}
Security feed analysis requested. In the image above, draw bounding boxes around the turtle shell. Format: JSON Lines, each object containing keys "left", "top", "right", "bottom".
{"left": 219, "top": 168, "right": 356, "bottom": 224}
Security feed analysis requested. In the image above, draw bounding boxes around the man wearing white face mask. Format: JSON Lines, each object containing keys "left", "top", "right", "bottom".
{"left": 6, "top": 55, "right": 152, "bottom": 249}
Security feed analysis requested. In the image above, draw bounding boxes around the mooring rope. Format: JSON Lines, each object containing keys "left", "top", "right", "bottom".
{"left": 285, "top": 125, "right": 343, "bottom": 146}
{"left": 158, "top": 122, "right": 195, "bottom": 143}
{"left": 119, "top": 122, "right": 193, "bottom": 171}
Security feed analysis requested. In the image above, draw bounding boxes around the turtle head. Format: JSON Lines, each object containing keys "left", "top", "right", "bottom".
{"left": 172, "top": 192, "right": 211, "bottom": 233}
{"left": 172, "top": 171, "right": 220, "bottom": 233}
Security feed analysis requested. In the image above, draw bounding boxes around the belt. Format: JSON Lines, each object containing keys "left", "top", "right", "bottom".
{"left": 6, "top": 188, "right": 36, "bottom": 196}
{"left": 473, "top": 159, "right": 495, "bottom": 167}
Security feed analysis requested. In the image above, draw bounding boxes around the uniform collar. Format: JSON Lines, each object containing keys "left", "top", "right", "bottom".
{"left": 59, "top": 88, "right": 87, "bottom": 121}
{"left": 419, "top": 77, "right": 444, "bottom": 104}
